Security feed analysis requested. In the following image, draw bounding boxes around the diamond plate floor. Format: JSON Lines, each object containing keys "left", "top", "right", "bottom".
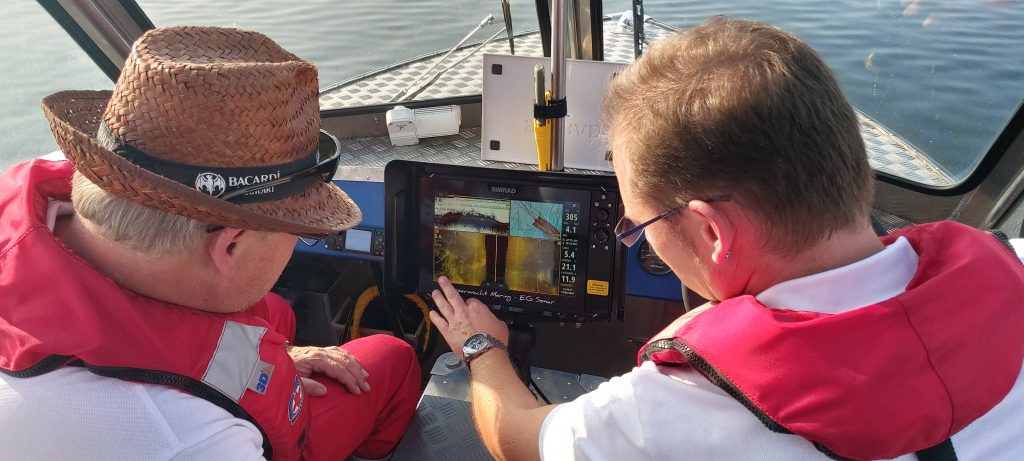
{"left": 323, "top": 17, "right": 954, "bottom": 188}
{"left": 391, "top": 353, "right": 608, "bottom": 461}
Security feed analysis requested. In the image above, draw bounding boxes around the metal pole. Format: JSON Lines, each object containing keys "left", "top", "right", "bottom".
{"left": 566, "top": 0, "right": 579, "bottom": 60}
{"left": 632, "top": 0, "right": 646, "bottom": 58}
{"left": 550, "top": 0, "right": 568, "bottom": 171}
{"left": 501, "top": 0, "right": 515, "bottom": 54}
{"left": 535, "top": 0, "right": 551, "bottom": 57}
{"left": 73, "top": 1, "right": 132, "bottom": 59}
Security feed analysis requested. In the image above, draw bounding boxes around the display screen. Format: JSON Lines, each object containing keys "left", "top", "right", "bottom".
{"left": 345, "top": 229, "right": 373, "bottom": 253}
{"left": 384, "top": 160, "right": 621, "bottom": 321}
{"left": 421, "top": 178, "right": 591, "bottom": 314}
{"left": 432, "top": 196, "right": 581, "bottom": 296}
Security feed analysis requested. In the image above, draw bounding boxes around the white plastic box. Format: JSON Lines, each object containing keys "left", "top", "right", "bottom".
{"left": 386, "top": 105, "right": 462, "bottom": 146}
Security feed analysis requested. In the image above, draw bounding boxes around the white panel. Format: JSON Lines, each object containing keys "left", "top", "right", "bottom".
{"left": 202, "top": 321, "right": 267, "bottom": 401}
{"left": 481, "top": 54, "right": 625, "bottom": 171}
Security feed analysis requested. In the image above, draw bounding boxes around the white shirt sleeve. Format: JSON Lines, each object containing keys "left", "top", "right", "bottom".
{"left": 539, "top": 366, "right": 653, "bottom": 461}
{"left": 146, "top": 383, "right": 266, "bottom": 461}
{"left": 538, "top": 362, "right": 835, "bottom": 461}
{"left": 1009, "top": 238, "right": 1024, "bottom": 264}
{"left": 170, "top": 426, "right": 265, "bottom": 461}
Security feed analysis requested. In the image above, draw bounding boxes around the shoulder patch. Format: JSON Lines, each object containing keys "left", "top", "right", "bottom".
{"left": 288, "top": 375, "right": 305, "bottom": 424}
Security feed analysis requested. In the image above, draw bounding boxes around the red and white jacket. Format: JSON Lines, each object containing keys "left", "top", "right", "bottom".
{"left": 640, "top": 222, "right": 1024, "bottom": 460}
{"left": 0, "top": 159, "right": 309, "bottom": 460}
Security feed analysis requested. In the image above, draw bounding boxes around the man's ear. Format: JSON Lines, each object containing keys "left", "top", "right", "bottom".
{"left": 687, "top": 200, "right": 735, "bottom": 264}
{"left": 207, "top": 227, "right": 246, "bottom": 276}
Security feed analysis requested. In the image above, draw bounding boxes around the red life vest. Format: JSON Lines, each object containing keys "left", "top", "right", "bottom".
{"left": 0, "top": 159, "right": 310, "bottom": 460}
{"left": 639, "top": 222, "right": 1024, "bottom": 461}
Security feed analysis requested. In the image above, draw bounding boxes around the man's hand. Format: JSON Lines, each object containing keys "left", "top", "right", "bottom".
{"left": 431, "top": 276, "right": 551, "bottom": 461}
{"left": 429, "top": 276, "right": 509, "bottom": 361}
{"left": 288, "top": 345, "right": 370, "bottom": 396}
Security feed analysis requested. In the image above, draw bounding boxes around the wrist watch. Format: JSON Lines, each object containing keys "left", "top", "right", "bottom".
{"left": 462, "top": 333, "right": 507, "bottom": 367}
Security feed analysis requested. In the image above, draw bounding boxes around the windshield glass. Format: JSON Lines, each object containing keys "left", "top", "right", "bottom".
{"left": 0, "top": 2, "right": 112, "bottom": 172}
{"left": 644, "top": 0, "right": 1024, "bottom": 185}
{"left": 3, "top": 1, "right": 1020, "bottom": 186}
{"left": 136, "top": 0, "right": 544, "bottom": 98}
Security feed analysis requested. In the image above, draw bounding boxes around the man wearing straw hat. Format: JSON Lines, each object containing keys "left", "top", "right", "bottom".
{"left": 0, "top": 27, "right": 418, "bottom": 460}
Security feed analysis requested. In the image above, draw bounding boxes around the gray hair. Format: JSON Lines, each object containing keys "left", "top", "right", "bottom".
{"left": 71, "top": 171, "right": 207, "bottom": 256}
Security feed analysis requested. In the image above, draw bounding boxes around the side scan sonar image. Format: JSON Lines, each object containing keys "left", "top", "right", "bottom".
{"left": 505, "top": 237, "right": 559, "bottom": 295}
{"left": 435, "top": 196, "right": 511, "bottom": 234}
{"left": 433, "top": 196, "right": 563, "bottom": 295}
{"left": 434, "top": 229, "right": 487, "bottom": 286}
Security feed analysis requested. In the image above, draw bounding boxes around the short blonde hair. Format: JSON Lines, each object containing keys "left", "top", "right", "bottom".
{"left": 71, "top": 171, "right": 206, "bottom": 256}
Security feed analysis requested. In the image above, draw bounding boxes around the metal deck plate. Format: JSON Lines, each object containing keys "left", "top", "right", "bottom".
{"left": 859, "top": 116, "right": 955, "bottom": 186}
{"left": 332, "top": 127, "right": 611, "bottom": 182}
{"left": 320, "top": 18, "right": 669, "bottom": 110}
{"left": 331, "top": 121, "right": 953, "bottom": 189}
{"left": 324, "top": 18, "right": 953, "bottom": 190}
{"left": 391, "top": 353, "right": 608, "bottom": 461}
{"left": 391, "top": 396, "right": 490, "bottom": 461}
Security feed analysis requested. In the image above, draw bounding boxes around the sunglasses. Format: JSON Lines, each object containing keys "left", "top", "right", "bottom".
{"left": 614, "top": 197, "right": 730, "bottom": 247}
{"left": 204, "top": 225, "right": 324, "bottom": 247}
{"left": 204, "top": 130, "right": 343, "bottom": 247}
{"left": 219, "top": 130, "right": 342, "bottom": 202}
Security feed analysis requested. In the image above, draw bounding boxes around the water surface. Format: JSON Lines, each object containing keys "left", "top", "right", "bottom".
{"left": 2, "top": 0, "right": 1022, "bottom": 181}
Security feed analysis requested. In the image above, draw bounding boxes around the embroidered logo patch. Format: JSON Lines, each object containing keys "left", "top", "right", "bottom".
{"left": 288, "top": 376, "right": 305, "bottom": 424}
{"left": 246, "top": 361, "right": 275, "bottom": 395}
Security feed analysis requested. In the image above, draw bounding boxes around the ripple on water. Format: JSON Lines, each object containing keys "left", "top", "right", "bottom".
{"left": 2, "top": 0, "right": 1023, "bottom": 180}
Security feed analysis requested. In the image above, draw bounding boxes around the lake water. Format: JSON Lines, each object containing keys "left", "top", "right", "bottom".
{"left": 2, "top": 0, "right": 1023, "bottom": 180}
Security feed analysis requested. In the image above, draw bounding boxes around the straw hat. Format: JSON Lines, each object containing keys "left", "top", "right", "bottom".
{"left": 40, "top": 26, "right": 361, "bottom": 236}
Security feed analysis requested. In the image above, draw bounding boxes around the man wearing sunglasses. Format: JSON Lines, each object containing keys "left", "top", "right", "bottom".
{"left": 428, "top": 16, "right": 1024, "bottom": 461}
{"left": 0, "top": 27, "right": 418, "bottom": 460}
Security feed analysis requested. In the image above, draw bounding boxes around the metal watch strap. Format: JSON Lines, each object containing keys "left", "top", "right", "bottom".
{"left": 464, "top": 334, "right": 507, "bottom": 368}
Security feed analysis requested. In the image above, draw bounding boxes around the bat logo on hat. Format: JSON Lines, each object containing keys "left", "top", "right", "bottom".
{"left": 195, "top": 173, "right": 227, "bottom": 197}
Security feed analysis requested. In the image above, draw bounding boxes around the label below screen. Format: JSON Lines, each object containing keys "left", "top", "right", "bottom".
{"left": 586, "top": 280, "right": 609, "bottom": 296}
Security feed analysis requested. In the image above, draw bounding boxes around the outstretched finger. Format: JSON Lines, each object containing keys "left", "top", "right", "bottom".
{"left": 429, "top": 310, "right": 449, "bottom": 332}
{"left": 437, "top": 276, "right": 467, "bottom": 310}
{"left": 328, "top": 349, "right": 371, "bottom": 394}
{"left": 431, "top": 288, "right": 455, "bottom": 319}
{"left": 336, "top": 350, "right": 372, "bottom": 393}
{"left": 319, "top": 362, "right": 362, "bottom": 395}
{"left": 466, "top": 297, "right": 488, "bottom": 313}
{"left": 308, "top": 350, "right": 366, "bottom": 395}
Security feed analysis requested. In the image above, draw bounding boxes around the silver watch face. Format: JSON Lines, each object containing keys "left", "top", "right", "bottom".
{"left": 464, "top": 333, "right": 489, "bottom": 355}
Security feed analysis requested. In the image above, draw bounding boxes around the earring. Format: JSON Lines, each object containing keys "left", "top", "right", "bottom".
{"left": 723, "top": 251, "right": 731, "bottom": 262}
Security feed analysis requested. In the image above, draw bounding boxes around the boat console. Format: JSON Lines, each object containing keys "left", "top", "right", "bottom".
{"left": 381, "top": 161, "right": 626, "bottom": 459}
{"left": 280, "top": 156, "right": 643, "bottom": 461}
